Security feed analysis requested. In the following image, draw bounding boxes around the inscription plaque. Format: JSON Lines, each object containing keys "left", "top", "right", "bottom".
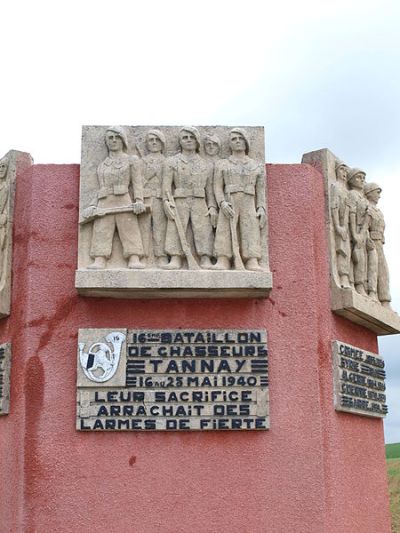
{"left": 0, "top": 343, "right": 11, "bottom": 415}
{"left": 332, "top": 340, "right": 387, "bottom": 418}
{"left": 77, "top": 329, "right": 269, "bottom": 431}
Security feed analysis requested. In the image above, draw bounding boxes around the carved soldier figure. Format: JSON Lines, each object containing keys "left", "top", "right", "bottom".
{"left": 203, "top": 133, "right": 221, "bottom": 161}
{"left": 330, "top": 161, "right": 351, "bottom": 288}
{"left": 213, "top": 128, "right": 266, "bottom": 271}
{"left": 348, "top": 168, "right": 370, "bottom": 295}
{"left": 140, "top": 129, "right": 168, "bottom": 267}
{"left": 162, "top": 127, "right": 217, "bottom": 269}
{"left": 85, "top": 126, "right": 146, "bottom": 270}
{"left": 0, "top": 157, "right": 9, "bottom": 276}
{"left": 365, "top": 182, "right": 391, "bottom": 308}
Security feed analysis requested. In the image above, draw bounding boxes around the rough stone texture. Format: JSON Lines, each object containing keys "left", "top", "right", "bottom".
{"left": 0, "top": 162, "right": 391, "bottom": 532}
{"left": 76, "top": 269, "right": 273, "bottom": 298}
{"left": 0, "top": 343, "right": 11, "bottom": 414}
{"left": 76, "top": 126, "right": 272, "bottom": 297}
{"left": 302, "top": 148, "right": 400, "bottom": 335}
{"left": 0, "top": 151, "right": 32, "bottom": 317}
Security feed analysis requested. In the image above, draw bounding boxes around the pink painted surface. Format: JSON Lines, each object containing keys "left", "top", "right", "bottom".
{"left": 0, "top": 161, "right": 391, "bottom": 532}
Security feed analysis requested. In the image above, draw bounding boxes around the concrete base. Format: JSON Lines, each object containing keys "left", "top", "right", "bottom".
{"left": 332, "top": 284, "right": 400, "bottom": 335}
{"left": 75, "top": 269, "right": 273, "bottom": 298}
{"left": 0, "top": 162, "right": 392, "bottom": 533}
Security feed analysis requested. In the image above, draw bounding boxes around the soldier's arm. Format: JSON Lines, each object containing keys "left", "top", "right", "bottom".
{"left": 0, "top": 185, "right": 9, "bottom": 214}
{"left": 130, "top": 157, "right": 144, "bottom": 202}
{"left": 162, "top": 158, "right": 175, "bottom": 220}
{"left": 205, "top": 163, "right": 217, "bottom": 209}
{"left": 255, "top": 164, "right": 266, "bottom": 211}
{"left": 213, "top": 160, "right": 225, "bottom": 208}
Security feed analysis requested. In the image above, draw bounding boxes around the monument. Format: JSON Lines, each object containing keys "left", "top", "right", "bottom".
{"left": 0, "top": 132, "right": 396, "bottom": 532}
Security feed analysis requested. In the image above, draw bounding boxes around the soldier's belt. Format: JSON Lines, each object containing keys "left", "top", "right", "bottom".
{"left": 98, "top": 185, "right": 129, "bottom": 199}
{"left": 370, "top": 231, "right": 384, "bottom": 240}
{"left": 143, "top": 188, "right": 162, "bottom": 198}
{"left": 174, "top": 187, "right": 205, "bottom": 198}
{"left": 224, "top": 185, "right": 255, "bottom": 195}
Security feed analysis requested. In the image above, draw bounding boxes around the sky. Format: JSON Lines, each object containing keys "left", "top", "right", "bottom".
{"left": 1, "top": 0, "right": 399, "bottom": 442}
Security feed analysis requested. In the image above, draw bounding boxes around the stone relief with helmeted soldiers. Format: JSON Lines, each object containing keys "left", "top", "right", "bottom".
{"left": 330, "top": 160, "right": 391, "bottom": 309}
{"left": 78, "top": 125, "right": 270, "bottom": 273}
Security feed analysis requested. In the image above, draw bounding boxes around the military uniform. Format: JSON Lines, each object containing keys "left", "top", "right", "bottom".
{"left": 214, "top": 156, "right": 265, "bottom": 261}
{"left": 140, "top": 153, "right": 167, "bottom": 260}
{"left": 163, "top": 153, "right": 215, "bottom": 257}
{"left": 367, "top": 204, "right": 391, "bottom": 304}
{"left": 0, "top": 180, "right": 9, "bottom": 251}
{"left": 348, "top": 189, "right": 369, "bottom": 289}
{"left": 330, "top": 182, "right": 351, "bottom": 279}
{"left": 90, "top": 154, "right": 144, "bottom": 259}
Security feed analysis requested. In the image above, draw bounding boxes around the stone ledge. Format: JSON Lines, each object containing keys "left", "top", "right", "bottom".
{"left": 332, "top": 285, "right": 400, "bottom": 335}
{"left": 75, "top": 269, "right": 273, "bottom": 299}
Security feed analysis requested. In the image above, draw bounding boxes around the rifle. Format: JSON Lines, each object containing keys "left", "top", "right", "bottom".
{"left": 79, "top": 203, "right": 150, "bottom": 225}
{"left": 167, "top": 192, "right": 200, "bottom": 270}
{"left": 226, "top": 191, "right": 245, "bottom": 270}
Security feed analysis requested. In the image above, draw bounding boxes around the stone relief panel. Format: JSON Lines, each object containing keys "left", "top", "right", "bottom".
{"left": 302, "top": 149, "right": 399, "bottom": 334}
{"left": 0, "top": 151, "right": 31, "bottom": 317}
{"left": 76, "top": 126, "right": 272, "bottom": 298}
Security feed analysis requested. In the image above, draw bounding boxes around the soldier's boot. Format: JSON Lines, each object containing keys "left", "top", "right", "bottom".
{"left": 212, "top": 256, "right": 230, "bottom": 270}
{"left": 156, "top": 256, "right": 169, "bottom": 267}
{"left": 128, "top": 255, "right": 145, "bottom": 269}
{"left": 163, "top": 255, "right": 182, "bottom": 270}
{"left": 340, "top": 274, "right": 351, "bottom": 289}
{"left": 355, "top": 282, "right": 367, "bottom": 296}
{"left": 87, "top": 256, "right": 107, "bottom": 270}
{"left": 245, "top": 258, "right": 263, "bottom": 271}
{"left": 369, "top": 290, "right": 379, "bottom": 302}
{"left": 200, "top": 255, "right": 213, "bottom": 269}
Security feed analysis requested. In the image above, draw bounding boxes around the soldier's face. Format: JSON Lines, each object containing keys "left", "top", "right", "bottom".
{"left": 367, "top": 189, "right": 381, "bottom": 204}
{"left": 336, "top": 165, "right": 348, "bottom": 182}
{"left": 352, "top": 172, "right": 365, "bottom": 189}
{"left": 204, "top": 141, "right": 219, "bottom": 156}
{"left": 0, "top": 161, "right": 8, "bottom": 179}
{"left": 106, "top": 132, "right": 124, "bottom": 152}
{"left": 147, "top": 134, "right": 163, "bottom": 153}
{"left": 180, "top": 131, "right": 197, "bottom": 151}
{"left": 230, "top": 133, "right": 246, "bottom": 152}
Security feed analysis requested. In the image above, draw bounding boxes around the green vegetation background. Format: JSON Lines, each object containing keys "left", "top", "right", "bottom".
{"left": 386, "top": 443, "right": 400, "bottom": 532}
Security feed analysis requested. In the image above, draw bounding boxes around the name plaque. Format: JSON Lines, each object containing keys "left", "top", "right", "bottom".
{"left": 332, "top": 340, "right": 387, "bottom": 418}
{"left": 0, "top": 343, "right": 11, "bottom": 415}
{"left": 77, "top": 329, "right": 269, "bottom": 431}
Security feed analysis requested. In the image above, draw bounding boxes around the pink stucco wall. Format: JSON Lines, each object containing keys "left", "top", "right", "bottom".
{"left": 0, "top": 159, "right": 391, "bottom": 532}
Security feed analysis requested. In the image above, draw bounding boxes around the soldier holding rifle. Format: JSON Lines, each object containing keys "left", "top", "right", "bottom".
{"left": 213, "top": 128, "right": 266, "bottom": 271}
{"left": 83, "top": 126, "right": 146, "bottom": 270}
{"left": 162, "top": 127, "right": 217, "bottom": 270}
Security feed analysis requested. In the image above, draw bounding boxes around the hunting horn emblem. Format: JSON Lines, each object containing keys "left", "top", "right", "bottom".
{"left": 78, "top": 331, "right": 126, "bottom": 383}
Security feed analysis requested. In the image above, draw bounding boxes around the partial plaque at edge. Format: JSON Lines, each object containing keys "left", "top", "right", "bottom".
{"left": 332, "top": 340, "right": 387, "bottom": 418}
{"left": 0, "top": 343, "right": 12, "bottom": 415}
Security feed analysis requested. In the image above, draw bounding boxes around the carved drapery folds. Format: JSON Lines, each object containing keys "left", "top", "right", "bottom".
{"left": 302, "top": 149, "right": 398, "bottom": 334}
{"left": 76, "top": 126, "right": 272, "bottom": 298}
